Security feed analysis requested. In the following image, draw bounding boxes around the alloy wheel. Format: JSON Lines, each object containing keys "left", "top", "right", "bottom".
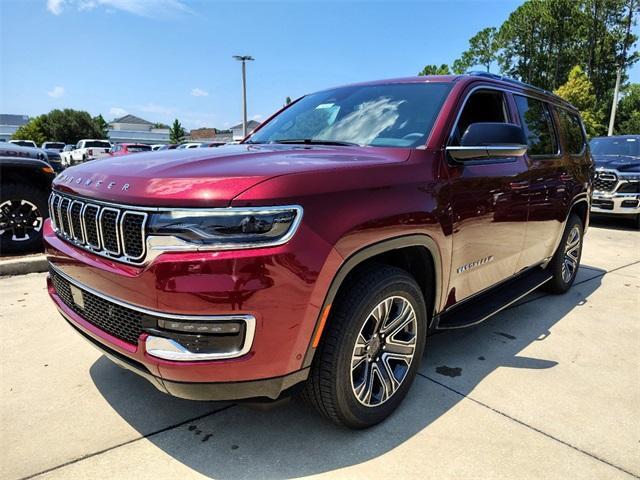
{"left": 562, "top": 225, "right": 581, "bottom": 283}
{"left": 350, "top": 295, "right": 418, "bottom": 407}
{"left": 0, "top": 199, "right": 44, "bottom": 242}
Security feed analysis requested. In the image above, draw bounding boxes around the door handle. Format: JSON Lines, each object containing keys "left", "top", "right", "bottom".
{"left": 509, "top": 181, "right": 530, "bottom": 190}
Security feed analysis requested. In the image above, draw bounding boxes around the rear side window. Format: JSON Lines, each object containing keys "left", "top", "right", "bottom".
{"left": 514, "top": 95, "right": 558, "bottom": 156}
{"left": 557, "top": 109, "right": 585, "bottom": 154}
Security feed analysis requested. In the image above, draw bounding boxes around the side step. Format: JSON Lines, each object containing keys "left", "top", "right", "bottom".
{"left": 435, "top": 267, "right": 553, "bottom": 329}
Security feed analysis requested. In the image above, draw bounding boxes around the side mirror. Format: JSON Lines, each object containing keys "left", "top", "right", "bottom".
{"left": 446, "top": 122, "right": 527, "bottom": 161}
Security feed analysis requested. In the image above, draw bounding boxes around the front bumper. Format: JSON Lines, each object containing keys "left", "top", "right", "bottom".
{"left": 44, "top": 218, "right": 336, "bottom": 400}
{"left": 591, "top": 192, "right": 640, "bottom": 215}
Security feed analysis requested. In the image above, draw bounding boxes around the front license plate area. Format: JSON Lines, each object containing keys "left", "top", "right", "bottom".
{"left": 69, "top": 284, "right": 85, "bottom": 309}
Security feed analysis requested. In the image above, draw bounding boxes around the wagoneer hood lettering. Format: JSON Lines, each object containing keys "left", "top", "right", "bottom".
{"left": 52, "top": 144, "right": 409, "bottom": 207}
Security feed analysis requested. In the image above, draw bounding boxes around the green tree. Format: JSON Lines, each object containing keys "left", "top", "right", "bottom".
{"left": 451, "top": 56, "right": 472, "bottom": 74}
{"left": 418, "top": 64, "right": 451, "bottom": 75}
{"left": 284, "top": 96, "right": 292, "bottom": 106}
{"left": 615, "top": 83, "right": 640, "bottom": 133}
{"left": 153, "top": 122, "right": 170, "bottom": 129}
{"left": 169, "top": 119, "right": 186, "bottom": 144}
{"left": 13, "top": 109, "right": 104, "bottom": 144}
{"left": 12, "top": 116, "right": 47, "bottom": 145}
{"left": 93, "top": 114, "right": 109, "bottom": 138}
{"left": 554, "top": 65, "right": 605, "bottom": 136}
{"left": 459, "top": 27, "right": 501, "bottom": 72}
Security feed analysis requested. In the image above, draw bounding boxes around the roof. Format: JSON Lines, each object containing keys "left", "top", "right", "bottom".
{"left": 230, "top": 120, "right": 260, "bottom": 130}
{"left": 111, "top": 114, "right": 153, "bottom": 125}
{"left": 0, "top": 114, "right": 30, "bottom": 127}
{"left": 315, "top": 73, "right": 577, "bottom": 111}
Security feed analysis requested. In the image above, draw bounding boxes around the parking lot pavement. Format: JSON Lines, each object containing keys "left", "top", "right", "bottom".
{"left": 1, "top": 220, "right": 638, "bottom": 480}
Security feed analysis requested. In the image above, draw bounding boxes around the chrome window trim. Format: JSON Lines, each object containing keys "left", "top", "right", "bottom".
{"left": 50, "top": 263, "right": 256, "bottom": 361}
{"left": 119, "top": 211, "right": 148, "bottom": 261}
{"left": 98, "top": 207, "right": 121, "bottom": 256}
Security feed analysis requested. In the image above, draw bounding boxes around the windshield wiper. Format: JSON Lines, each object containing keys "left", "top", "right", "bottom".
{"left": 271, "top": 139, "right": 360, "bottom": 147}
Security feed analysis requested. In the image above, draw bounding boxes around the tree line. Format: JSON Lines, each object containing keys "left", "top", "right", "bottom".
{"left": 419, "top": 0, "right": 639, "bottom": 136}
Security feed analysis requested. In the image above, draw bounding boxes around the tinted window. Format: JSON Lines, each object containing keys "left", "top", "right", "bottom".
{"left": 514, "top": 95, "right": 558, "bottom": 156}
{"left": 452, "top": 90, "right": 508, "bottom": 145}
{"left": 127, "top": 145, "right": 151, "bottom": 152}
{"left": 247, "top": 83, "right": 452, "bottom": 148}
{"left": 85, "top": 141, "right": 111, "bottom": 148}
{"left": 590, "top": 136, "right": 640, "bottom": 156}
{"left": 557, "top": 109, "right": 585, "bottom": 154}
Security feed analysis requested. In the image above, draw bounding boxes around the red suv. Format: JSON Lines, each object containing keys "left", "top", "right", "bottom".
{"left": 45, "top": 73, "right": 592, "bottom": 428}
{"left": 109, "top": 143, "right": 152, "bottom": 156}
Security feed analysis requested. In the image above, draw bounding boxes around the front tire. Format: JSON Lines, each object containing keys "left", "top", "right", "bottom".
{"left": 544, "top": 213, "right": 584, "bottom": 294}
{"left": 302, "top": 264, "right": 428, "bottom": 428}
{"left": 0, "top": 182, "right": 48, "bottom": 254}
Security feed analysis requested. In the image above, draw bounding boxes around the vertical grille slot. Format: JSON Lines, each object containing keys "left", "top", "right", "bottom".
{"left": 99, "top": 208, "right": 120, "bottom": 255}
{"left": 58, "top": 197, "right": 72, "bottom": 235}
{"left": 70, "top": 201, "right": 85, "bottom": 243}
{"left": 83, "top": 204, "right": 101, "bottom": 249}
{"left": 121, "top": 212, "right": 147, "bottom": 260}
{"left": 49, "top": 194, "right": 59, "bottom": 231}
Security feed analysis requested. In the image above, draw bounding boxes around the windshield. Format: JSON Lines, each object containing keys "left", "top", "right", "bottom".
{"left": 247, "top": 83, "right": 452, "bottom": 148}
{"left": 590, "top": 137, "right": 640, "bottom": 157}
{"left": 127, "top": 145, "right": 151, "bottom": 152}
{"left": 85, "top": 141, "right": 111, "bottom": 148}
{"left": 44, "top": 142, "right": 65, "bottom": 149}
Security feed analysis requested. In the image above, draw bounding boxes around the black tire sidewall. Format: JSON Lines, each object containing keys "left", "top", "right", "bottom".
{"left": 333, "top": 272, "right": 428, "bottom": 428}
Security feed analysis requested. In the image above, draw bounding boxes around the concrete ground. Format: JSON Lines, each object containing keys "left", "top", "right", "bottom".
{"left": 1, "top": 217, "right": 638, "bottom": 480}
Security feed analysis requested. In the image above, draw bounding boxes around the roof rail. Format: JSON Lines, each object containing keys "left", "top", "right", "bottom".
{"left": 465, "top": 71, "right": 566, "bottom": 103}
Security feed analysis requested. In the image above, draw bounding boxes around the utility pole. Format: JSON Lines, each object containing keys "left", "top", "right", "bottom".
{"left": 607, "top": 0, "right": 636, "bottom": 136}
{"left": 233, "top": 55, "right": 254, "bottom": 138}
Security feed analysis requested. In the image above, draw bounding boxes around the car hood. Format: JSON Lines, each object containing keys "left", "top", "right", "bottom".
{"left": 52, "top": 144, "right": 409, "bottom": 207}
{"left": 593, "top": 155, "right": 640, "bottom": 173}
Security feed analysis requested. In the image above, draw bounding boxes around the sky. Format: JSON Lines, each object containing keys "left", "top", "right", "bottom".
{"left": 1, "top": 0, "right": 638, "bottom": 130}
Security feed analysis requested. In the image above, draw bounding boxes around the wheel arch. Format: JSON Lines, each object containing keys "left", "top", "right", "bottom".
{"left": 302, "top": 234, "right": 442, "bottom": 368}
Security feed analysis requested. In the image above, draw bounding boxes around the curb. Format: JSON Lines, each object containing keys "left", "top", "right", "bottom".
{"left": 0, "top": 254, "right": 48, "bottom": 277}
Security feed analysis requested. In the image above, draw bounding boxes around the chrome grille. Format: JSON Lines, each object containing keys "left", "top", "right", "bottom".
{"left": 594, "top": 171, "right": 618, "bottom": 192}
{"left": 48, "top": 192, "right": 148, "bottom": 265}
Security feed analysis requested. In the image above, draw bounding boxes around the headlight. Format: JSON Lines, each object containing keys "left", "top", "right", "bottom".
{"left": 147, "top": 205, "right": 303, "bottom": 250}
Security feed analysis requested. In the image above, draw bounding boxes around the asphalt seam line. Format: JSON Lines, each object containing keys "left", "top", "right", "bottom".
{"left": 18, "top": 404, "right": 236, "bottom": 480}
{"left": 418, "top": 373, "right": 639, "bottom": 479}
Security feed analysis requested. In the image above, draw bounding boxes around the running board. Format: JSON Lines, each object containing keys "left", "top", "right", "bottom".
{"left": 435, "top": 268, "right": 553, "bottom": 329}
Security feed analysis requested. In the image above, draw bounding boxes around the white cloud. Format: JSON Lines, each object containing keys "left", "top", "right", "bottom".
{"left": 47, "top": 86, "right": 65, "bottom": 98}
{"left": 251, "top": 114, "right": 263, "bottom": 121}
{"left": 47, "top": 0, "right": 193, "bottom": 17}
{"left": 191, "top": 88, "right": 209, "bottom": 97}
{"left": 109, "top": 107, "right": 128, "bottom": 117}
{"left": 47, "top": 0, "right": 64, "bottom": 14}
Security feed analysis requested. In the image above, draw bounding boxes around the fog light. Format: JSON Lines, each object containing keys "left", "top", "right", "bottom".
{"left": 145, "top": 315, "right": 256, "bottom": 361}
{"left": 157, "top": 319, "right": 241, "bottom": 334}
{"left": 621, "top": 199, "right": 639, "bottom": 208}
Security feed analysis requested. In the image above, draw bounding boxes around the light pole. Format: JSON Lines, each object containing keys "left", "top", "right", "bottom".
{"left": 233, "top": 55, "right": 254, "bottom": 138}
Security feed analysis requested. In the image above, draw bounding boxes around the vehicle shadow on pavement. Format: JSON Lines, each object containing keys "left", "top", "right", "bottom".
{"left": 89, "top": 265, "right": 604, "bottom": 479}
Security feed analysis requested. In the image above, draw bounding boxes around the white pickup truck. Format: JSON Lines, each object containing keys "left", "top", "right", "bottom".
{"left": 69, "top": 139, "right": 112, "bottom": 164}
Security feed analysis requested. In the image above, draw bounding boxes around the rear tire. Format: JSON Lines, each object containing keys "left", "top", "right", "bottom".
{"left": 543, "top": 213, "right": 583, "bottom": 294}
{"left": 0, "top": 182, "right": 48, "bottom": 254}
{"left": 302, "top": 264, "right": 428, "bottom": 428}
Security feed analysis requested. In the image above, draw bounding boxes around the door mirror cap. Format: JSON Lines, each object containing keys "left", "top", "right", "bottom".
{"left": 447, "top": 122, "right": 528, "bottom": 161}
